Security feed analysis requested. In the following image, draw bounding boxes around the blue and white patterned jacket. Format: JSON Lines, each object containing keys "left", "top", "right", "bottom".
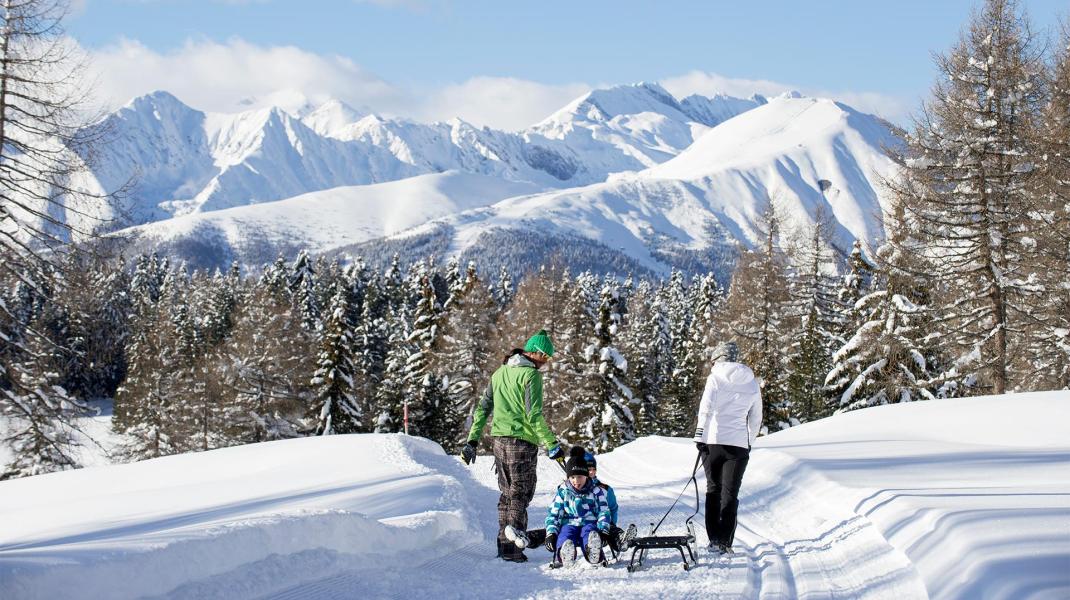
{"left": 545, "top": 479, "right": 611, "bottom": 535}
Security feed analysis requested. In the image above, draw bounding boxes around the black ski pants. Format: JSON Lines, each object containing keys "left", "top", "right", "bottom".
{"left": 700, "top": 443, "right": 750, "bottom": 547}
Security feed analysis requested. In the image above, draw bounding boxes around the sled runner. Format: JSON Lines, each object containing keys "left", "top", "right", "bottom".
{"left": 625, "top": 454, "right": 701, "bottom": 573}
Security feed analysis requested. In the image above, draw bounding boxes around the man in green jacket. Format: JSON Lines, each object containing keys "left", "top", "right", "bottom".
{"left": 461, "top": 329, "right": 563, "bottom": 563}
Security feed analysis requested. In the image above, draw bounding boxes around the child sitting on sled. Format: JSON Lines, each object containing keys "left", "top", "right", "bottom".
{"left": 505, "top": 448, "right": 636, "bottom": 559}
{"left": 545, "top": 446, "right": 611, "bottom": 564}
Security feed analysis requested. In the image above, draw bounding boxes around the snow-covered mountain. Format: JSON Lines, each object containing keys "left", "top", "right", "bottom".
{"left": 2, "top": 392, "right": 1066, "bottom": 599}
{"left": 91, "top": 84, "right": 900, "bottom": 275}
{"left": 86, "top": 91, "right": 419, "bottom": 225}
{"left": 84, "top": 83, "right": 764, "bottom": 231}
{"left": 393, "top": 95, "right": 902, "bottom": 274}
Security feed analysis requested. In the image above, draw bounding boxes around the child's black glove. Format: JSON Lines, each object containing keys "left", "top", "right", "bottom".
{"left": 696, "top": 441, "right": 708, "bottom": 457}
{"left": 545, "top": 532, "right": 557, "bottom": 552}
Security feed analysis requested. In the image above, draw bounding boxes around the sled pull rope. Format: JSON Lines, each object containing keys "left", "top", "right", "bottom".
{"left": 651, "top": 453, "right": 702, "bottom": 535}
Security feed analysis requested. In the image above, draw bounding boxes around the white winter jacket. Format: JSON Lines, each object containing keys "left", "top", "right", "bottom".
{"left": 693, "top": 361, "right": 763, "bottom": 449}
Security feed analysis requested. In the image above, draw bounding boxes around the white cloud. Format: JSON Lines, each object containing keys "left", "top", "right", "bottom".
{"left": 418, "top": 77, "right": 591, "bottom": 130}
{"left": 84, "top": 38, "right": 911, "bottom": 131}
{"left": 86, "top": 37, "right": 586, "bottom": 130}
{"left": 660, "top": 70, "right": 912, "bottom": 124}
{"left": 88, "top": 37, "right": 407, "bottom": 116}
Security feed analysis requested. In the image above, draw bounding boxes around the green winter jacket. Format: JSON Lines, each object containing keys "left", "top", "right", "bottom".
{"left": 467, "top": 354, "right": 557, "bottom": 449}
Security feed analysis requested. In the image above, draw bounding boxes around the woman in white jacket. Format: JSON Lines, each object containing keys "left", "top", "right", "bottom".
{"left": 693, "top": 342, "right": 762, "bottom": 554}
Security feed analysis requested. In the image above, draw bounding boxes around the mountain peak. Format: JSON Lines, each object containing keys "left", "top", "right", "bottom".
{"left": 301, "top": 98, "right": 365, "bottom": 137}
{"left": 123, "top": 90, "right": 194, "bottom": 113}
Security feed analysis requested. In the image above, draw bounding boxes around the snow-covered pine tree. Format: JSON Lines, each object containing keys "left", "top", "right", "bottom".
{"left": 494, "top": 265, "right": 514, "bottom": 309}
{"left": 557, "top": 271, "right": 605, "bottom": 445}
{"left": 219, "top": 275, "right": 309, "bottom": 443}
{"left": 373, "top": 258, "right": 417, "bottom": 433}
{"left": 437, "top": 261, "right": 496, "bottom": 444}
{"left": 827, "top": 199, "right": 941, "bottom": 410}
{"left": 587, "top": 281, "right": 636, "bottom": 450}
{"left": 689, "top": 272, "right": 725, "bottom": 375}
{"left": 887, "top": 0, "right": 1047, "bottom": 394}
{"left": 311, "top": 285, "right": 362, "bottom": 435}
{"left": 352, "top": 270, "right": 389, "bottom": 422}
{"left": 785, "top": 221, "right": 841, "bottom": 423}
{"left": 0, "top": 303, "right": 89, "bottom": 479}
{"left": 59, "top": 255, "right": 131, "bottom": 402}
{"left": 112, "top": 254, "right": 168, "bottom": 431}
{"left": 204, "top": 263, "right": 241, "bottom": 347}
{"left": 403, "top": 265, "right": 449, "bottom": 440}
{"left": 658, "top": 269, "right": 703, "bottom": 436}
{"left": 825, "top": 241, "right": 877, "bottom": 404}
{"left": 620, "top": 280, "right": 671, "bottom": 436}
{"left": 444, "top": 256, "right": 463, "bottom": 299}
{"left": 720, "top": 204, "right": 793, "bottom": 430}
{"left": 289, "top": 250, "right": 320, "bottom": 333}
{"left": 116, "top": 267, "right": 180, "bottom": 460}
{"left": 260, "top": 255, "right": 291, "bottom": 300}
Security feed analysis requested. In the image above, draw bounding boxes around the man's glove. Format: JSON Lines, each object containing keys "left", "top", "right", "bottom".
{"left": 545, "top": 532, "right": 557, "bottom": 552}
{"left": 461, "top": 440, "right": 477, "bottom": 465}
{"left": 547, "top": 444, "right": 564, "bottom": 461}
{"left": 695, "top": 441, "right": 708, "bottom": 457}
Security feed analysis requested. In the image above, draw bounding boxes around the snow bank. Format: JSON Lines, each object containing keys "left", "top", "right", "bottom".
{"left": 757, "top": 391, "right": 1070, "bottom": 600}
{"left": 0, "top": 434, "right": 478, "bottom": 600}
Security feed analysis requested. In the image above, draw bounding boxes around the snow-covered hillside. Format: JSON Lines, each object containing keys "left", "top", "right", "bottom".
{"left": 400, "top": 95, "right": 902, "bottom": 273}
{"left": 120, "top": 171, "right": 544, "bottom": 267}
{"left": 1, "top": 392, "right": 1066, "bottom": 599}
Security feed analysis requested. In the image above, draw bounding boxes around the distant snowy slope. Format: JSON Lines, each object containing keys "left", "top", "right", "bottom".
{"left": 643, "top": 94, "right": 901, "bottom": 246}
{"left": 120, "top": 171, "right": 543, "bottom": 267}
{"left": 402, "top": 95, "right": 902, "bottom": 273}
{"left": 525, "top": 82, "right": 765, "bottom": 173}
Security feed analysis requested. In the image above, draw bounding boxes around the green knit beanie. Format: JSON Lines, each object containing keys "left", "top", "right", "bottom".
{"left": 523, "top": 329, "right": 555, "bottom": 357}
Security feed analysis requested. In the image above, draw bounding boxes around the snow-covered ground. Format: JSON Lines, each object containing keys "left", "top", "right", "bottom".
{"left": 1, "top": 392, "right": 1067, "bottom": 599}
{"left": 0, "top": 400, "right": 126, "bottom": 473}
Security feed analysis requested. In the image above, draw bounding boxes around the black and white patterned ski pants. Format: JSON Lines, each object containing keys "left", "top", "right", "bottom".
{"left": 493, "top": 436, "right": 539, "bottom": 546}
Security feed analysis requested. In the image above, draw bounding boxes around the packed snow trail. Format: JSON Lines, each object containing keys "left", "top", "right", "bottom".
{"left": 1, "top": 392, "right": 1067, "bottom": 599}
{"left": 258, "top": 439, "right": 927, "bottom": 600}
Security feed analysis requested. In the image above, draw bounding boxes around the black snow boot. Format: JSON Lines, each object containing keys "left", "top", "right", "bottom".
{"left": 502, "top": 544, "right": 528, "bottom": 563}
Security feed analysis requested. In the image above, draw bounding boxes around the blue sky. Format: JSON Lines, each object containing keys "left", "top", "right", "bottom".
{"left": 69, "top": 0, "right": 1069, "bottom": 129}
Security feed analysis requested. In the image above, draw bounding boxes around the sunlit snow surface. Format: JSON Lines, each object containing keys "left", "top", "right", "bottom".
{"left": 0, "top": 392, "right": 1066, "bottom": 599}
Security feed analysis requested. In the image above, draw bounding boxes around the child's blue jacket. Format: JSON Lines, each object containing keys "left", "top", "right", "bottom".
{"left": 545, "top": 479, "right": 611, "bottom": 535}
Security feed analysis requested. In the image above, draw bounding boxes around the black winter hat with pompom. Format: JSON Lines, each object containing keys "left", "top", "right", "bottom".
{"left": 564, "top": 446, "right": 589, "bottom": 477}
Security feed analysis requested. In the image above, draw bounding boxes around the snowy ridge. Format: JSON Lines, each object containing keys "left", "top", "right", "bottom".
{"left": 78, "top": 83, "right": 766, "bottom": 234}
{"left": 400, "top": 95, "right": 902, "bottom": 273}
{"left": 1, "top": 392, "right": 1066, "bottom": 599}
